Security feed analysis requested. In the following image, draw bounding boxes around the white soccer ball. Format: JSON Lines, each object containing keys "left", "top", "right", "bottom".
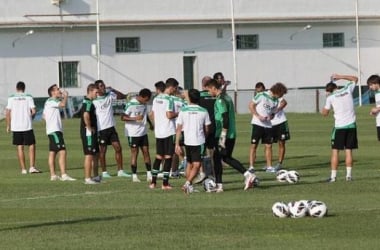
{"left": 309, "top": 201, "right": 328, "bottom": 218}
{"left": 286, "top": 170, "right": 300, "bottom": 184}
{"left": 203, "top": 178, "right": 217, "bottom": 192}
{"left": 298, "top": 200, "right": 313, "bottom": 215}
{"left": 276, "top": 170, "right": 288, "bottom": 182}
{"left": 272, "top": 202, "right": 289, "bottom": 218}
{"left": 288, "top": 201, "right": 308, "bottom": 218}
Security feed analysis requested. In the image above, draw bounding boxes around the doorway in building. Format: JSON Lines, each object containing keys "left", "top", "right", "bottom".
{"left": 183, "top": 56, "right": 196, "bottom": 90}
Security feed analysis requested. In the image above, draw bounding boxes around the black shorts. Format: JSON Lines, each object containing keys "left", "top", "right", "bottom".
{"left": 331, "top": 127, "right": 358, "bottom": 150}
{"left": 13, "top": 130, "right": 36, "bottom": 146}
{"left": 250, "top": 124, "right": 273, "bottom": 145}
{"left": 156, "top": 135, "right": 175, "bottom": 156}
{"left": 98, "top": 127, "right": 120, "bottom": 146}
{"left": 128, "top": 134, "right": 149, "bottom": 148}
{"left": 377, "top": 126, "right": 380, "bottom": 141}
{"left": 185, "top": 145, "right": 204, "bottom": 163}
{"left": 81, "top": 129, "right": 99, "bottom": 155}
{"left": 272, "top": 121, "right": 290, "bottom": 143}
{"left": 205, "top": 132, "right": 216, "bottom": 149}
{"left": 48, "top": 131, "right": 66, "bottom": 152}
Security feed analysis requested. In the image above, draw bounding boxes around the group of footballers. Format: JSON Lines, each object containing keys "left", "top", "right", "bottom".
{"left": 5, "top": 73, "right": 289, "bottom": 191}
{"left": 7, "top": 71, "right": 377, "bottom": 189}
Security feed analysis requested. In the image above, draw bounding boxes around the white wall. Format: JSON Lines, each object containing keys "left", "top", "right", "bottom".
{"left": 1, "top": 21, "right": 380, "bottom": 98}
{"left": 0, "top": 0, "right": 379, "bottom": 114}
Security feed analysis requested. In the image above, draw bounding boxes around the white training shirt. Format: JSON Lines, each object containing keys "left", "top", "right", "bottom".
{"left": 374, "top": 90, "right": 380, "bottom": 126}
{"left": 151, "top": 93, "right": 176, "bottom": 138}
{"left": 6, "top": 93, "right": 35, "bottom": 131}
{"left": 176, "top": 104, "right": 211, "bottom": 146}
{"left": 271, "top": 97, "right": 287, "bottom": 126}
{"left": 43, "top": 98, "right": 63, "bottom": 134}
{"left": 324, "top": 81, "right": 356, "bottom": 128}
{"left": 124, "top": 97, "right": 148, "bottom": 137}
{"left": 250, "top": 91, "right": 278, "bottom": 128}
{"left": 92, "top": 91, "right": 117, "bottom": 131}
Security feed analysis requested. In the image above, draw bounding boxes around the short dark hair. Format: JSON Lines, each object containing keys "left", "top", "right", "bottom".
{"left": 139, "top": 88, "right": 152, "bottom": 99}
{"left": 94, "top": 79, "right": 105, "bottom": 87}
{"left": 188, "top": 89, "right": 200, "bottom": 104}
{"left": 154, "top": 81, "right": 166, "bottom": 93}
{"left": 16, "top": 81, "right": 25, "bottom": 91}
{"left": 48, "top": 84, "right": 58, "bottom": 97}
{"left": 165, "top": 78, "right": 179, "bottom": 88}
{"left": 325, "top": 82, "right": 337, "bottom": 93}
{"left": 367, "top": 74, "right": 380, "bottom": 86}
{"left": 255, "top": 82, "right": 265, "bottom": 90}
{"left": 213, "top": 72, "right": 224, "bottom": 80}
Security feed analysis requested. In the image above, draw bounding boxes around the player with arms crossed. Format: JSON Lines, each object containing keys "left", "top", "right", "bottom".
{"left": 149, "top": 78, "right": 179, "bottom": 190}
{"left": 80, "top": 83, "right": 100, "bottom": 184}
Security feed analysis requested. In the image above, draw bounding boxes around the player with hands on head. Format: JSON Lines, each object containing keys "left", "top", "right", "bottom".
{"left": 321, "top": 73, "right": 358, "bottom": 182}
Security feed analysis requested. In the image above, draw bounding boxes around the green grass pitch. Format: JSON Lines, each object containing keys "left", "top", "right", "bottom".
{"left": 0, "top": 106, "right": 379, "bottom": 249}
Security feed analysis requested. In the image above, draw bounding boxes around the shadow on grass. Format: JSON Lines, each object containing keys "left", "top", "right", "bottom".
{"left": 0, "top": 214, "right": 130, "bottom": 232}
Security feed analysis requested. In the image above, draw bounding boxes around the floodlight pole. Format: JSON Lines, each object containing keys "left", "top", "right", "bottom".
{"left": 355, "top": 0, "right": 362, "bottom": 106}
{"left": 96, "top": 0, "right": 101, "bottom": 80}
{"left": 230, "top": 0, "right": 238, "bottom": 112}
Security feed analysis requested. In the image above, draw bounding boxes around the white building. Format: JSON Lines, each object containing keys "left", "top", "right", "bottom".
{"left": 0, "top": 0, "right": 379, "bottom": 112}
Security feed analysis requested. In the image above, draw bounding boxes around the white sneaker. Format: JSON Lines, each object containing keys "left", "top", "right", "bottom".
{"left": 21, "top": 169, "right": 27, "bottom": 174}
{"left": 29, "top": 166, "right": 42, "bottom": 174}
{"left": 117, "top": 170, "right": 131, "bottom": 177}
{"left": 132, "top": 174, "right": 141, "bottom": 182}
{"left": 102, "top": 172, "right": 112, "bottom": 178}
{"left": 244, "top": 173, "right": 255, "bottom": 191}
{"left": 146, "top": 171, "right": 152, "bottom": 182}
{"left": 84, "top": 178, "right": 98, "bottom": 185}
{"left": 215, "top": 183, "right": 224, "bottom": 193}
{"left": 50, "top": 175, "right": 61, "bottom": 181}
{"left": 265, "top": 166, "right": 276, "bottom": 173}
{"left": 61, "top": 174, "right": 76, "bottom": 181}
{"left": 193, "top": 172, "right": 206, "bottom": 184}
{"left": 248, "top": 166, "right": 255, "bottom": 173}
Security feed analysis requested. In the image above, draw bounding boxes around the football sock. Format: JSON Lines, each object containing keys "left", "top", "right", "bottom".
{"left": 346, "top": 167, "right": 352, "bottom": 177}
{"left": 131, "top": 165, "right": 137, "bottom": 174}
{"left": 331, "top": 170, "right": 337, "bottom": 179}
{"left": 145, "top": 163, "right": 152, "bottom": 171}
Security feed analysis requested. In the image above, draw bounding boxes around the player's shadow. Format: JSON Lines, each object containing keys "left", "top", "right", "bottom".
{"left": 0, "top": 214, "right": 132, "bottom": 232}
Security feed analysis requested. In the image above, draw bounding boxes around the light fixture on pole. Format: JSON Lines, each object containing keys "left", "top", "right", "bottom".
{"left": 289, "top": 25, "right": 312, "bottom": 40}
{"left": 12, "top": 30, "right": 34, "bottom": 48}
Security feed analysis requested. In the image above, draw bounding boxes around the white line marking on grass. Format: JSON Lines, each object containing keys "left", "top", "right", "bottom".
{"left": 0, "top": 190, "right": 123, "bottom": 203}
